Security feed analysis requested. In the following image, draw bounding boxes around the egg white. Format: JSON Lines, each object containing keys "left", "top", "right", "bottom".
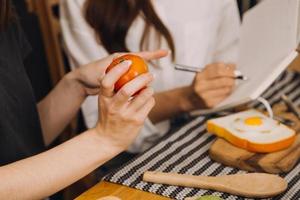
{"left": 231, "top": 116, "right": 280, "bottom": 133}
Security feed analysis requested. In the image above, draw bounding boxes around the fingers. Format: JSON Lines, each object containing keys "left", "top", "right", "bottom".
{"left": 92, "top": 50, "right": 168, "bottom": 77}
{"left": 133, "top": 50, "right": 169, "bottom": 61}
{"left": 192, "top": 62, "right": 237, "bottom": 108}
{"left": 204, "top": 96, "right": 228, "bottom": 108}
{"left": 92, "top": 54, "right": 119, "bottom": 73}
{"left": 134, "top": 97, "right": 156, "bottom": 121}
{"left": 194, "top": 63, "right": 236, "bottom": 92}
{"left": 200, "top": 63, "right": 236, "bottom": 79}
{"left": 112, "top": 73, "right": 154, "bottom": 108}
{"left": 128, "top": 87, "right": 154, "bottom": 111}
{"left": 201, "top": 87, "right": 233, "bottom": 98}
{"left": 108, "top": 50, "right": 168, "bottom": 63}
{"left": 199, "top": 87, "right": 232, "bottom": 108}
{"left": 191, "top": 62, "right": 238, "bottom": 108}
{"left": 195, "top": 77, "right": 235, "bottom": 92}
{"left": 100, "top": 60, "right": 131, "bottom": 97}
{"left": 226, "top": 63, "right": 236, "bottom": 69}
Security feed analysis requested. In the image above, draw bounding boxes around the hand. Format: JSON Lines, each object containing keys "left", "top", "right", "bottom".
{"left": 70, "top": 50, "right": 168, "bottom": 97}
{"left": 94, "top": 60, "right": 156, "bottom": 151}
{"left": 192, "top": 63, "right": 236, "bottom": 108}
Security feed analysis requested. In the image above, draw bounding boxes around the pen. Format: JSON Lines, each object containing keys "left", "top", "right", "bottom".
{"left": 174, "top": 63, "right": 248, "bottom": 81}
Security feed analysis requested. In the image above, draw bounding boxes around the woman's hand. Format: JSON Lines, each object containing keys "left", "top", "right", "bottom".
{"left": 93, "top": 60, "right": 156, "bottom": 152}
{"left": 191, "top": 63, "right": 236, "bottom": 108}
{"left": 70, "top": 50, "right": 168, "bottom": 98}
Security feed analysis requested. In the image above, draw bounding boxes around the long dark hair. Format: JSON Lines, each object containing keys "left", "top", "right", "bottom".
{"left": 0, "top": 0, "right": 15, "bottom": 31}
{"left": 85, "top": 0, "right": 175, "bottom": 60}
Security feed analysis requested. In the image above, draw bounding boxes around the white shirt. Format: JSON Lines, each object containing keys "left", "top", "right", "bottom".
{"left": 60, "top": 0, "right": 240, "bottom": 153}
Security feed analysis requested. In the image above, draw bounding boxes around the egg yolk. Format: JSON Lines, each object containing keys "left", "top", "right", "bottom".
{"left": 244, "top": 117, "right": 263, "bottom": 126}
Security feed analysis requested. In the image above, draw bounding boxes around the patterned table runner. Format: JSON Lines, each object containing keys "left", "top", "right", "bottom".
{"left": 104, "top": 71, "right": 300, "bottom": 200}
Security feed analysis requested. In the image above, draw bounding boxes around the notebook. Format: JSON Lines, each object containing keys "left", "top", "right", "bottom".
{"left": 191, "top": 0, "right": 300, "bottom": 115}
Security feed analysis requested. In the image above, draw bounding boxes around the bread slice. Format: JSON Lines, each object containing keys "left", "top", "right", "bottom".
{"left": 207, "top": 110, "right": 296, "bottom": 153}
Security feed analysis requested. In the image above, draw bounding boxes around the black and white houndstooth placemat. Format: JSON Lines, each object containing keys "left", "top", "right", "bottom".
{"left": 104, "top": 71, "right": 300, "bottom": 200}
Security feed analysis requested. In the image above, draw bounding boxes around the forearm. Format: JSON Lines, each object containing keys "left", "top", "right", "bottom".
{"left": 38, "top": 73, "right": 86, "bottom": 145}
{"left": 0, "top": 129, "right": 121, "bottom": 200}
{"left": 149, "top": 86, "right": 203, "bottom": 123}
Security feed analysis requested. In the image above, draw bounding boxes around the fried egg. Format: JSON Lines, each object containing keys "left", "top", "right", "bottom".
{"left": 207, "top": 109, "right": 296, "bottom": 153}
{"left": 232, "top": 115, "right": 279, "bottom": 133}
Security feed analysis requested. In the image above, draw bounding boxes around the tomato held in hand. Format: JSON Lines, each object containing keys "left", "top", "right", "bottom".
{"left": 106, "top": 54, "right": 149, "bottom": 92}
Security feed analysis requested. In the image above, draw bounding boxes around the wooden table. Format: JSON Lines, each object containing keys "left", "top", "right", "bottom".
{"left": 75, "top": 181, "right": 169, "bottom": 200}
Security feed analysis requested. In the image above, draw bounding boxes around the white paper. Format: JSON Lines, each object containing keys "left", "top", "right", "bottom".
{"left": 217, "top": 0, "right": 299, "bottom": 108}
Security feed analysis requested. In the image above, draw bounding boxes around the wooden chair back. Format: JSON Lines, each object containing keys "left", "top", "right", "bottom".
{"left": 26, "top": 0, "right": 65, "bottom": 85}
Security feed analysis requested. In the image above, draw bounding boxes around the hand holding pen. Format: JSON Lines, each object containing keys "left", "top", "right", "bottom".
{"left": 175, "top": 63, "right": 248, "bottom": 80}
{"left": 175, "top": 63, "right": 246, "bottom": 109}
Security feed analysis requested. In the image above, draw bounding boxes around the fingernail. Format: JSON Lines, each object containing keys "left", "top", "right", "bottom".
{"left": 152, "top": 73, "right": 157, "bottom": 79}
{"left": 150, "top": 73, "right": 155, "bottom": 80}
{"left": 121, "top": 60, "right": 132, "bottom": 68}
{"left": 148, "top": 88, "right": 155, "bottom": 96}
{"left": 234, "top": 70, "right": 242, "bottom": 77}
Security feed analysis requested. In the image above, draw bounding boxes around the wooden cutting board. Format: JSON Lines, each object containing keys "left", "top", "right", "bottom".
{"left": 209, "top": 103, "right": 300, "bottom": 174}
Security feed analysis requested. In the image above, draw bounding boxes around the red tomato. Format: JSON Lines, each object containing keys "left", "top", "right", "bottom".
{"left": 106, "top": 54, "right": 149, "bottom": 92}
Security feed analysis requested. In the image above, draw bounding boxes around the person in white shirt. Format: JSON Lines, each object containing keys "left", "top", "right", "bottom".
{"left": 60, "top": 0, "right": 240, "bottom": 153}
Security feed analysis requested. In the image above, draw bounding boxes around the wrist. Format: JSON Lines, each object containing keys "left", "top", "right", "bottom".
{"left": 90, "top": 127, "right": 125, "bottom": 155}
{"left": 180, "top": 85, "right": 207, "bottom": 111}
{"left": 76, "top": 129, "right": 124, "bottom": 166}
{"left": 64, "top": 71, "right": 87, "bottom": 99}
{"left": 179, "top": 86, "right": 198, "bottom": 112}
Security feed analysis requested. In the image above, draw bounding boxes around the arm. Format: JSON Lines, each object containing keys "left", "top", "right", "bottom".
{"left": 0, "top": 129, "right": 120, "bottom": 200}
{"left": 37, "top": 56, "right": 110, "bottom": 145}
{"left": 37, "top": 73, "right": 85, "bottom": 145}
{"left": 149, "top": 64, "right": 237, "bottom": 123}
{"left": 149, "top": 86, "right": 197, "bottom": 123}
{"left": 38, "top": 51, "right": 167, "bottom": 146}
{"left": 39, "top": 0, "right": 106, "bottom": 145}
{"left": 60, "top": 0, "right": 184, "bottom": 151}
{"left": 0, "top": 58, "right": 155, "bottom": 200}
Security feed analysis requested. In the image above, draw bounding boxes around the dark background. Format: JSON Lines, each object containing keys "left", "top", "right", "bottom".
{"left": 12, "top": 0, "right": 52, "bottom": 102}
{"left": 12, "top": 0, "right": 259, "bottom": 103}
